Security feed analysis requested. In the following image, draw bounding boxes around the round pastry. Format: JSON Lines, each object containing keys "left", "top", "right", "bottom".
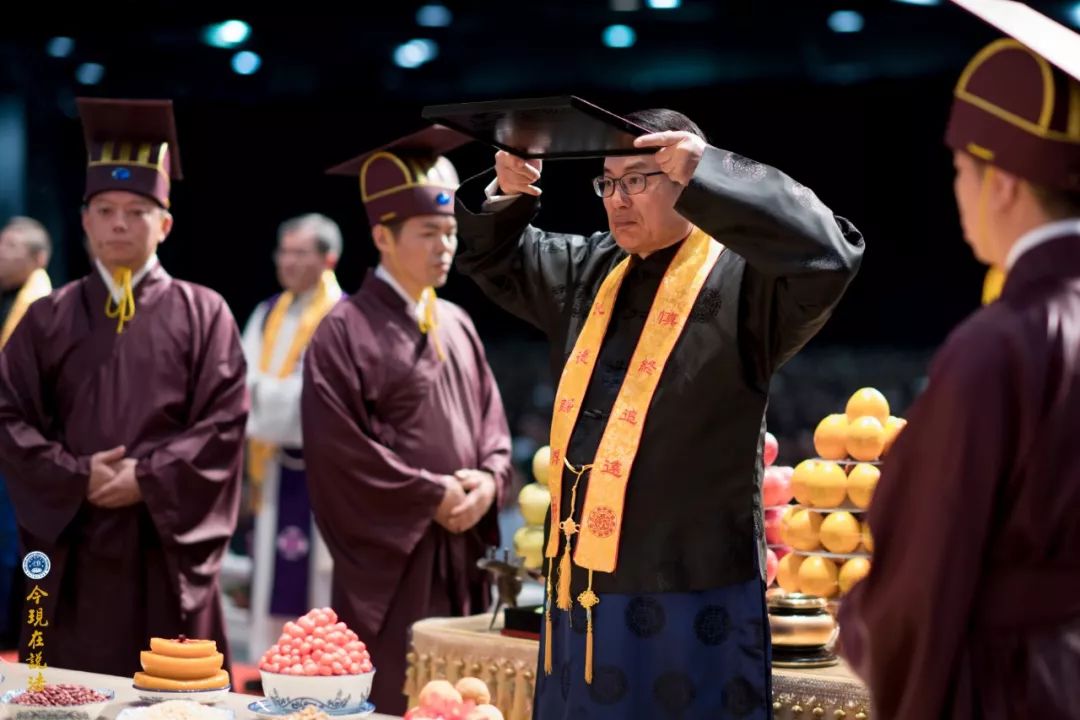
{"left": 140, "top": 651, "right": 224, "bottom": 680}
{"left": 133, "top": 669, "right": 231, "bottom": 691}
{"left": 149, "top": 637, "right": 217, "bottom": 659}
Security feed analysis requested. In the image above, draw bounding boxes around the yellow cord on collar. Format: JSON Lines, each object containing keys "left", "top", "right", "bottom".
{"left": 417, "top": 286, "right": 446, "bottom": 361}
{"left": 104, "top": 267, "right": 135, "bottom": 334}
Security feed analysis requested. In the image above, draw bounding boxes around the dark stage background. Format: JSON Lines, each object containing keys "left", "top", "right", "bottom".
{"left": 3, "top": 0, "right": 1071, "bottom": 465}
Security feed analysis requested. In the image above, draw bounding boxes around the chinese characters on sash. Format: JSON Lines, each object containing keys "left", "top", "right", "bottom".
{"left": 22, "top": 552, "right": 50, "bottom": 692}
{"left": 26, "top": 584, "right": 48, "bottom": 691}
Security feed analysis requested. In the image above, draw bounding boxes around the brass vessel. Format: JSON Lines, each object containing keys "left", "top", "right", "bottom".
{"left": 768, "top": 590, "right": 840, "bottom": 668}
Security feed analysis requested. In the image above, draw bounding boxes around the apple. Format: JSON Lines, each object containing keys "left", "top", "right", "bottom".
{"left": 764, "top": 508, "right": 785, "bottom": 544}
{"left": 764, "top": 432, "right": 779, "bottom": 467}
{"left": 456, "top": 677, "right": 491, "bottom": 706}
{"left": 762, "top": 466, "right": 794, "bottom": 507}
{"left": 765, "top": 548, "right": 779, "bottom": 586}
{"left": 418, "top": 681, "right": 461, "bottom": 709}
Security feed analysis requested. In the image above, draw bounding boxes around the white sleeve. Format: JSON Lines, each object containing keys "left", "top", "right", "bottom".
{"left": 483, "top": 177, "right": 522, "bottom": 210}
{"left": 249, "top": 371, "right": 305, "bottom": 447}
{"left": 242, "top": 301, "right": 305, "bottom": 448}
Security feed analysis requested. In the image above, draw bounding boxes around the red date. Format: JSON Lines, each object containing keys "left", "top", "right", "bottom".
{"left": 11, "top": 684, "right": 109, "bottom": 706}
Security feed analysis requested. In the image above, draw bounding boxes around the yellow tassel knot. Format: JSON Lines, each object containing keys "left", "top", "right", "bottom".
{"left": 104, "top": 267, "right": 136, "bottom": 334}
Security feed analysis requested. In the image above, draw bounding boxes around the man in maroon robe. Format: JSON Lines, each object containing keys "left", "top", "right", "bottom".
{"left": 303, "top": 127, "right": 513, "bottom": 714}
{"left": 839, "top": 4, "right": 1080, "bottom": 717}
{"left": 0, "top": 98, "right": 247, "bottom": 675}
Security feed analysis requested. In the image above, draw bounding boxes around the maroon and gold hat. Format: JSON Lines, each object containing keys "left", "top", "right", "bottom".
{"left": 945, "top": 0, "right": 1080, "bottom": 191}
{"left": 77, "top": 98, "right": 182, "bottom": 208}
{"left": 327, "top": 125, "right": 469, "bottom": 227}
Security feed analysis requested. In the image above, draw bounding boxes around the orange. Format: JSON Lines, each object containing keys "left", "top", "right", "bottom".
{"left": 846, "top": 387, "right": 890, "bottom": 423}
{"left": 791, "top": 460, "right": 818, "bottom": 506}
{"left": 797, "top": 556, "right": 839, "bottom": 598}
{"left": 846, "top": 416, "right": 885, "bottom": 462}
{"left": 819, "top": 511, "right": 862, "bottom": 554}
{"left": 813, "top": 414, "right": 849, "bottom": 460}
{"left": 846, "top": 463, "right": 880, "bottom": 509}
{"left": 806, "top": 461, "right": 847, "bottom": 508}
{"left": 776, "top": 553, "right": 804, "bottom": 593}
{"left": 882, "top": 416, "right": 908, "bottom": 456}
{"left": 862, "top": 520, "right": 874, "bottom": 552}
{"left": 777, "top": 505, "right": 797, "bottom": 546}
{"left": 782, "top": 507, "right": 822, "bottom": 551}
{"left": 838, "top": 557, "right": 872, "bottom": 595}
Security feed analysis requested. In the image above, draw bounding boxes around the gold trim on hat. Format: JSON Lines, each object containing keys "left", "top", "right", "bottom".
{"left": 360, "top": 151, "right": 412, "bottom": 201}
{"left": 362, "top": 182, "right": 457, "bottom": 203}
{"left": 955, "top": 39, "right": 1080, "bottom": 144}
{"left": 89, "top": 140, "right": 170, "bottom": 176}
{"left": 358, "top": 150, "right": 456, "bottom": 203}
{"left": 967, "top": 143, "right": 994, "bottom": 161}
{"left": 87, "top": 159, "right": 170, "bottom": 175}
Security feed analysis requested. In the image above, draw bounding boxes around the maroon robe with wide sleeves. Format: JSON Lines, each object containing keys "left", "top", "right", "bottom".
{"left": 301, "top": 270, "right": 512, "bottom": 715}
{"left": 839, "top": 232, "right": 1080, "bottom": 719}
{"left": 0, "top": 264, "right": 247, "bottom": 676}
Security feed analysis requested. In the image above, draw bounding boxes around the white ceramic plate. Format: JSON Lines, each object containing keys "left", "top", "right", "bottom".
{"left": 117, "top": 705, "right": 234, "bottom": 720}
{"left": 246, "top": 700, "right": 374, "bottom": 720}
{"left": 130, "top": 686, "right": 231, "bottom": 706}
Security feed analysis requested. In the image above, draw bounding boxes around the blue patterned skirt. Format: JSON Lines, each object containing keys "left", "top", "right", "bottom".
{"left": 534, "top": 574, "right": 772, "bottom": 720}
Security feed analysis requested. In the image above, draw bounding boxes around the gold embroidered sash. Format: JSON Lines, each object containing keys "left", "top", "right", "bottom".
{"left": 0, "top": 268, "right": 51, "bottom": 348}
{"left": 248, "top": 270, "right": 342, "bottom": 507}
{"left": 542, "top": 227, "right": 724, "bottom": 681}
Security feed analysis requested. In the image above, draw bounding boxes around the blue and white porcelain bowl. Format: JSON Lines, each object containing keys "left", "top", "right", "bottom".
{"left": 247, "top": 700, "right": 374, "bottom": 720}
{"left": 0, "top": 688, "right": 115, "bottom": 720}
{"left": 259, "top": 670, "right": 375, "bottom": 715}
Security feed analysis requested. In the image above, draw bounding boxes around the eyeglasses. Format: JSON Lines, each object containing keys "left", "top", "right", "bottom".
{"left": 591, "top": 171, "right": 666, "bottom": 198}
{"left": 273, "top": 248, "right": 320, "bottom": 261}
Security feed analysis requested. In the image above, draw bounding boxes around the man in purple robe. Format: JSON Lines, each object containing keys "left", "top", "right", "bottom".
{"left": 302, "top": 127, "right": 513, "bottom": 714}
{"left": 0, "top": 98, "right": 248, "bottom": 675}
{"left": 839, "top": 4, "right": 1080, "bottom": 717}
